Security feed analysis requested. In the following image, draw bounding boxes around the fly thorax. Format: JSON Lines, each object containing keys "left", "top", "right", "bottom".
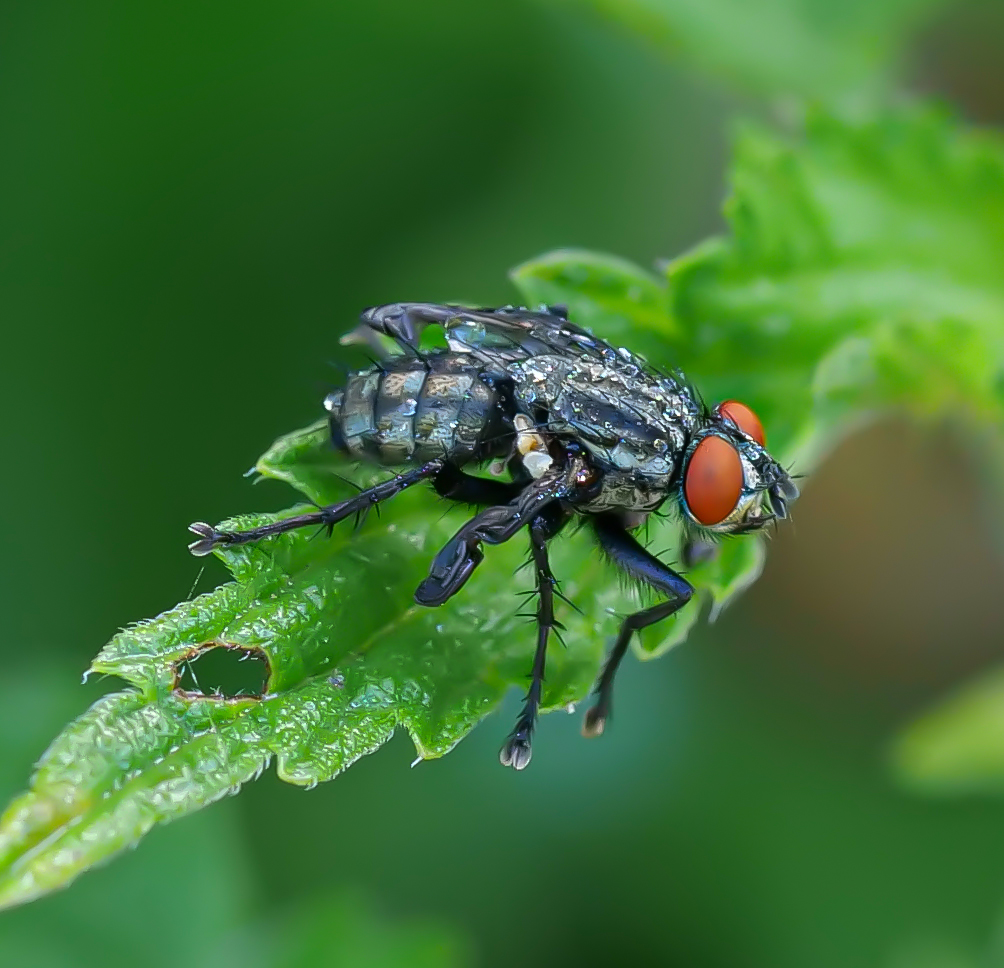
{"left": 547, "top": 370, "right": 686, "bottom": 480}
{"left": 580, "top": 470, "right": 671, "bottom": 513}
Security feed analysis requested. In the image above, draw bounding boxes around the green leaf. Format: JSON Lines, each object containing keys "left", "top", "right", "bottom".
{"left": 0, "top": 420, "right": 758, "bottom": 908}
{"left": 0, "top": 665, "right": 258, "bottom": 968}
{"left": 565, "top": 0, "right": 948, "bottom": 102}
{"left": 892, "top": 667, "right": 1004, "bottom": 796}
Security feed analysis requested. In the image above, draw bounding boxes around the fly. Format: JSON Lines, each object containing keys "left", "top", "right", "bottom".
{"left": 188, "top": 303, "right": 799, "bottom": 770}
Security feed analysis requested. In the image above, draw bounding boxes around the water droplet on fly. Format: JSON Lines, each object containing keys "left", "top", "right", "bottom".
{"left": 436, "top": 624, "right": 444, "bottom": 633}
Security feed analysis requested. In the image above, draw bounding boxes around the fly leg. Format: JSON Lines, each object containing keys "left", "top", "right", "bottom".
{"left": 582, "top": 514, "right": 694, "bottom": 738}
{"left": 413, "top": 465, "right": 578, "bottom": 607}
{"left": 432, "top": 464, "right": 523, "bottom": 507}
{"left": 682, "top": 534, "right": 719, "bottom": 568}
{"left": 499, "top": 508, "right": 570, "bottom": 771}
{"left": 187, "top": 460, "right": 444, "bottom": 555}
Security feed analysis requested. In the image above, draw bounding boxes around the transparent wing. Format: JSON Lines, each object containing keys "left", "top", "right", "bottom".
{"left": 355, "top": 303, "right": 615, "bottom": 366}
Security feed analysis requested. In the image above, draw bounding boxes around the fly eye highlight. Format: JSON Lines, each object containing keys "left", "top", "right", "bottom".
{"left": 684, "top": 435, "right": 744, "bottom": 526}
{"left": 717, "top": 400, "right": 765, "bottom": 446}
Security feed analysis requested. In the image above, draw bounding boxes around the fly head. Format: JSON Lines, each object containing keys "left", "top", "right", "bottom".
{"left": 679, "top": 400, "right": 799, "bottom": 534}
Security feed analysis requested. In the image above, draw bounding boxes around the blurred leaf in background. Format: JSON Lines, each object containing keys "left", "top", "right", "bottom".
{"left": 895, "top": 668, "right": 1004, "bottom": 797}
{"left": 563, "top": 0, "right": 950, "bottom": 100}
{"left": 267, "top": 892, "right": 469, "bottom": 968}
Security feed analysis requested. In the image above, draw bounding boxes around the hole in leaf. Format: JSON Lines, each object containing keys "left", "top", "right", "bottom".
{"left": 174, "top": 642, "right": 270, "bottom": 700}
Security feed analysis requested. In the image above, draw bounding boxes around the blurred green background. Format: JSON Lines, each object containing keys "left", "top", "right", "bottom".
{"left": 4, "top": 1, "right": 1004, "bottom": 965}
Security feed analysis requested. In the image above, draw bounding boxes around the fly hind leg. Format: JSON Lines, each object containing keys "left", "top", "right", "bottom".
{"left": 582, "top": 514, "right": 694, "bottom": 738}
{"left": 187, "top": 460, "right": 444, "bottom": 555}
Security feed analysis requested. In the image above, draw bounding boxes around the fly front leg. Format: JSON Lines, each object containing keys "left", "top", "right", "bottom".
{"left": 682, "top": 534, "right": 719, "bottom": 569}
{"left": 499, "top": 507, "right": 570, "bottom": 771}
{"left": 583, "top": 514, "right": 694, "bottom": 738}
{"left": 187, "top": 460, "right": 444, "bottom": 555}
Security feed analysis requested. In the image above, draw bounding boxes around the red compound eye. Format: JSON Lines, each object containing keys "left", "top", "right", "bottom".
{"left": 717, "top": 399, "right": 765, "bottom": 446}
{"left": 684, "top": 435, "right": 744, "bottom": 526}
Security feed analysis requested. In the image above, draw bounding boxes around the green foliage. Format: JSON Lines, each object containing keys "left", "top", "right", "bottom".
{"left": 566, "top": 0, "right": 947, "bottom": 101}
{"left": 7, "top": 90, "right": 1004, "bottom": 904}
{"left": 0, "top": 416, "right": 755, "bottom": 908}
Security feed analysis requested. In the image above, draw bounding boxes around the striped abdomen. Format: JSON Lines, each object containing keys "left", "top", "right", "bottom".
{"left": 325, "top": 353, "right": 508, "bottom": 465}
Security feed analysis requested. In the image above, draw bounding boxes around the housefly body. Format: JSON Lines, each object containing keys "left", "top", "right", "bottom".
{"left": 188, "top": 304, "right": 798, "bottom": 770}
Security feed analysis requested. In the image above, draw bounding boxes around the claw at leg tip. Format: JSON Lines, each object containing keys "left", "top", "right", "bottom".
{"left": 499, "top": 736, "right": 533, "bottom": 771}
{"left": 187, "top": 522, "right": 219, "bottom": 556}
{"left": 581, "top": 708, "right": 606, "bottom": 738}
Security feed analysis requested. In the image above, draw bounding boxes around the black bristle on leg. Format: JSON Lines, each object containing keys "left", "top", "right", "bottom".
{"left": 499, "top": 508, "right": 569, "bottom": 771}
{"left": 187, "top": 460, "right": 444, "bottom": 555}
